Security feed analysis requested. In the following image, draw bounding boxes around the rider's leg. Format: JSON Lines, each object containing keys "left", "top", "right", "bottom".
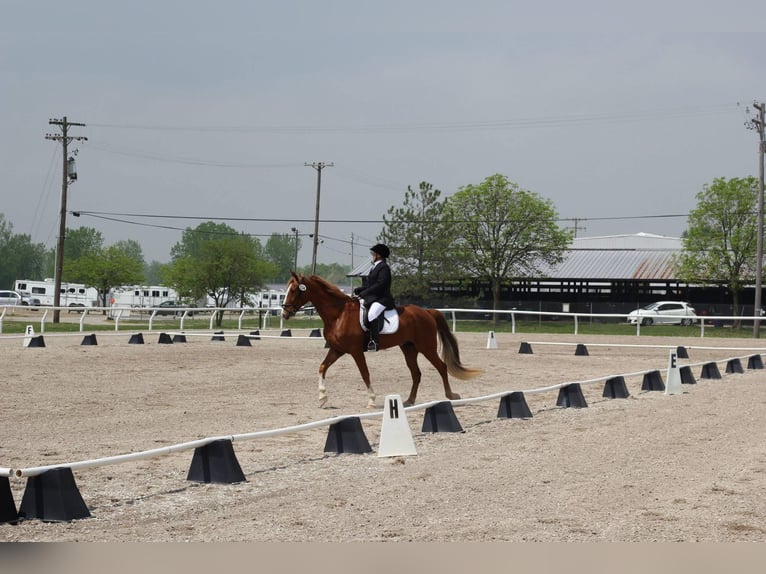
{"left": 366, "top": 302, "right": 385, "bottom": 351}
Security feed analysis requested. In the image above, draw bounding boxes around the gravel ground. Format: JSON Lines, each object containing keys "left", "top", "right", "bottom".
{"left": 2, "top": 327, "right": 766, "bottom": 544}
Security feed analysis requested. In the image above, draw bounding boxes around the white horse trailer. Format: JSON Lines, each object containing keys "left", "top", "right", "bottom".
{"left": 13, "top": 279, "right": 99, "bottom": 309}
{"left": 109, "top": 285, "right": 179, "bottom": 317}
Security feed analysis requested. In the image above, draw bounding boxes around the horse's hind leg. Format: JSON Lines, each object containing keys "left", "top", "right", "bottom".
{"left": 421, "top": 348, "right": 460, "bottom": 401}
{"left": 318, "top": 347, "right": 344, "bottom": 407}
{"left": 400, "top": 343, "right": 422, "bottom": 406}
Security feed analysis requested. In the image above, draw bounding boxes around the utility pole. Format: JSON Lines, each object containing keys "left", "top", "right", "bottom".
{"left": 291, "top": 227, "right": 300, "bottom": 271}
{"left": 304, "top": 161, "right": 334, "bottom": 275}
{"left": 46, "top": 117, "right": 87, "bottom": 323}
{"left": 748, "top": 103, "right": 765, "bottom": 337}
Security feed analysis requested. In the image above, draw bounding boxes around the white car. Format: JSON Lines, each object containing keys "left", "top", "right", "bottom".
{"left": 0, "top": 290, "right": 23, "bottom": 307}
{"left": 627, "top": 301, "right": 697, "bottom": 326}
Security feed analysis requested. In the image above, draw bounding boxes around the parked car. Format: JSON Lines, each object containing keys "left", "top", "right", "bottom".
{"left": 627, "top": 301, "right": 697, "bottom": 326}
{"left": 155, "top": 300, "right": 194, "bottom": 317}
{"left": 0, "top": 290, "right": 23, "bottom": 307}
{"left": 17, "top": 290, "right": 41, "bottom": 307}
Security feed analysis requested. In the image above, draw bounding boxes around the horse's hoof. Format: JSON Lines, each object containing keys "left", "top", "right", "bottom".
{"left": 319, "top": 396, "right": 328, "bottom": 408}
{"left": 450, "top": 393, "right": 461, "bottom": 400}
{"left": 366, "top": 401, "right": 376, "bottom": 409}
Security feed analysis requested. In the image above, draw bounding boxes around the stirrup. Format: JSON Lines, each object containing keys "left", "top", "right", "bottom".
{"left": 366, "top": 339, "right": 379, "bottom": 352}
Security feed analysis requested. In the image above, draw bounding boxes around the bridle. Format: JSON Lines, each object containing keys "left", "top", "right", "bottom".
{"left": 281, "top": 280, "right": 306, "bottom": 318}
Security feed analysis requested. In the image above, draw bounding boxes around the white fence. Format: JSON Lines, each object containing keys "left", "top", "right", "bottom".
{"left": 1, "top": 304, "right": 764, "bottom": 338}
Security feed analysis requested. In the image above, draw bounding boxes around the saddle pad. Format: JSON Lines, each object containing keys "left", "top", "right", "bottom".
{"left": 358, "top": 306, "right": 399, "bottom": 334}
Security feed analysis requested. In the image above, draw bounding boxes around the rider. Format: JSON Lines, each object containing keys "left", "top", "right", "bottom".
{"left": 353, "top": 243, "right": 395, "bottom": 352}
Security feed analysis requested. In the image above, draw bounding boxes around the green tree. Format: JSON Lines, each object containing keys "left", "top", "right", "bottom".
{"left": 677, "top": 176, "right": 760, "bottom": 323}
{"left": 66, "top": 245, "right": 145, "bottom": 310}
{"left": 63, "top": 226, "right": 104, "bottom": 262}
{"left": 445, "top": 174, "right": 572, "bottom": 313}
{"left": 379, "top": 181, "right": 454, "bottom": 303}
{"left": 0, "top": 214, "right": 48, "bottom": 288}
{"left": 265, "top": 232, "right": 300, "bottom": 282}
{"left": 113, "top": 239, "right": 145, "bottom": 266}
{"left": 166, "top": 222, "right": 276, "bottom": 325}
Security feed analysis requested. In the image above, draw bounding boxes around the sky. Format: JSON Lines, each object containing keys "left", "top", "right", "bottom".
{"left": 2, "top": 1, "right": 766, "bottom": 272}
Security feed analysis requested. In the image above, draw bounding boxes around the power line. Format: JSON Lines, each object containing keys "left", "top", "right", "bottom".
{"left": 85, "top": 103, "right": 737, "bottom": 135}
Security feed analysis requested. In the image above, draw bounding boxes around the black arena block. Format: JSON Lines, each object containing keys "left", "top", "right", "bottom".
{"left": 249, "top": 330, "right": 260, "bottom": 340}
{"left": 211, "top": 331, "right": 225, "bottom": 342}
{"left": 556, "top": 383, "right": 588, "bottom": 408}
{"left": 128, "top": 333, "right": 144, "bottom": 344}
{"left": 676, "top": 346, "right": 689, "bottom": 359}
{"left": 700, "top": 362, "right": 722, "bottom": 379}
{"left": 641, "top": 370, "right": 665, "bottom": 391}
{"left": 748, "top": 354, "right": 764, "bottom": 370}
{"left": 172, "top": 334, "right": 187, "bottom": 343}
{"left": 28, "top": 336, "right": 46, "bottom": 348}
{"left": 236, "top": 334, "right": 252, "bottom": 347}
{"left": 574, "top": 343, "right": 589, "bottom": 356}
{"left": 280, "top": 329, "right": 292, "bottom": 337}
{"left": 187, "top": 439, "right": 246, "bottom": 484}
{"left": 726, "top": 358, "right": 744, "bottom": 374}
{"left": 0, "top": 476, "right": 18, "bottom": 524}
{"left": 422, "top": 401, "right": 464, "bottom": 433}
{"left": 603, "top": 376, "right": 630, "bottom": 399}
{"left": 324, "top": 417, "right": 372, "bottom": 454}
{"left": 310, "top": 328, "right": 322, "bottom": 337}
{"left": 80, "top": 333, "right": 97, "bottom": 346}
{"left": 157, "top": 332, "right": 173, "bottom": 344}
{"left": 518, "top": 342, "right": 533, "bottom": 354}
{"left": 18, "top": 467, "right": 91, "bottom": 522}
{"left": 497, "top": 392, "right": 533, "bottom": 419}
{"left": 680, "top": 365, "right": 697, "bottom": 385}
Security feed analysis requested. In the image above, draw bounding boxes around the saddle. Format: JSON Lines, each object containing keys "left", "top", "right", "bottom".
{"left": 358, "top": 305, "right": 399, "bottom": 334}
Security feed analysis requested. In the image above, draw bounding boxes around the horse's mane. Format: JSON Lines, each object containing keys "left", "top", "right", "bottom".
{"left": 305, "top": 274, "right": 352, "bottom": 302}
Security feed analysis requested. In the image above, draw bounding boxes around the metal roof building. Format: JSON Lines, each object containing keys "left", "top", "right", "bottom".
{"left": 349, "top": 232, "right": 683, "bottom": 281}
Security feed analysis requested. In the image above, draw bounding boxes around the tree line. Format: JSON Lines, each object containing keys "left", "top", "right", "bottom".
{"left": 2, "top": 173, "right": 762, "bottom": 320}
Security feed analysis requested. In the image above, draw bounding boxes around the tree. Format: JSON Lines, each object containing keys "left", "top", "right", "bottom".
{"left": 444, "top": 174, "right": 572, "bottom": 313}
{"left": 165, "top": 222, "right": 276, "bottom": 325}
{"left": 0, "top": 214, "right": 48, "bottom": 288}
{"left": 378, "top": 181, "right": 454, "bottom": 303}
{"left": 113, "top": 239, "right": 145, "bottom": 267}
{"left": 66, "top": 245, "right": 145, "bottom": 310}
{"left": 63, "top": 226, "right": 104, "bottom": 262}
{"left": 265, "top": 232, "right": 299, "bottom": 282}
{"left": 677, "top": 176, "right": 760, "bottom": 323}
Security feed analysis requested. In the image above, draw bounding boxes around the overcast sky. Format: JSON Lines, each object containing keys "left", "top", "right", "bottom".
{"left": 2, "top": 1, "right": 765, "bottom": 271}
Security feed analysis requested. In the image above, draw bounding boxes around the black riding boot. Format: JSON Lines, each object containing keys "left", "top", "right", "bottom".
{"left": 366, "top": 315, "right": 381, "bottom": 352}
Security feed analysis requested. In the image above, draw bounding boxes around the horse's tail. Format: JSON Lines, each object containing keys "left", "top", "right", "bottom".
{"left": 429, "top": 309, "right": 483, "bottom": 380}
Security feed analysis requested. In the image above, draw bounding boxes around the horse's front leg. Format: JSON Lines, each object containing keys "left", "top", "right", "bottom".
{"left": 318, "top": 347, "right": 344, "bottom": 407}
{"left": 349, "top": 351, "right": 376, "bottom": 409}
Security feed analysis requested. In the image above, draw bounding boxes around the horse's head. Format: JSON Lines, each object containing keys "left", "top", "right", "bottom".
{"left": 281, "top": 271, "right": 311, "bottom": 320}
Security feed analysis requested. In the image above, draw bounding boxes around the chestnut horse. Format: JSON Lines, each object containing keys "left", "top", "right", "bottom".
{"left": 281, "top": 272, "right": 482, "bottom": 408}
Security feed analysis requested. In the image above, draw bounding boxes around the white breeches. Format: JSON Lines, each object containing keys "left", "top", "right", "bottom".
{"left": 366, "top": 301, "right": 385, "bottom": 321}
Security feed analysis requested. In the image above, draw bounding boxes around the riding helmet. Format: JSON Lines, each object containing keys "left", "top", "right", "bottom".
{"left": 370, "top": 243, "right": 390, "bottom": 258}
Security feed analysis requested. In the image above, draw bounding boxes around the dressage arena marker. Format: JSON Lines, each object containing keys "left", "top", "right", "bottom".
{"left": 23, "top": 325, "right": 34, "bottom": 347}
{"left": 726, "top": 358, "right": 744, "bottom": 374}
{"left": 377, "top": 395, "right": 417, "bottom": 458}
{"left": 486, "top": 331, "right": 497, "bottom": 349}
{"left": 664, "top": 351, "right": 683, "bottom": 395}
{"left": 5, "top": 342, "right": 766, "bottom": 523}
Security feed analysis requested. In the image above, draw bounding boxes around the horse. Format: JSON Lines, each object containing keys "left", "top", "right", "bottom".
{"left": 281, "top": 272, "right": 482, "bottom": 408}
